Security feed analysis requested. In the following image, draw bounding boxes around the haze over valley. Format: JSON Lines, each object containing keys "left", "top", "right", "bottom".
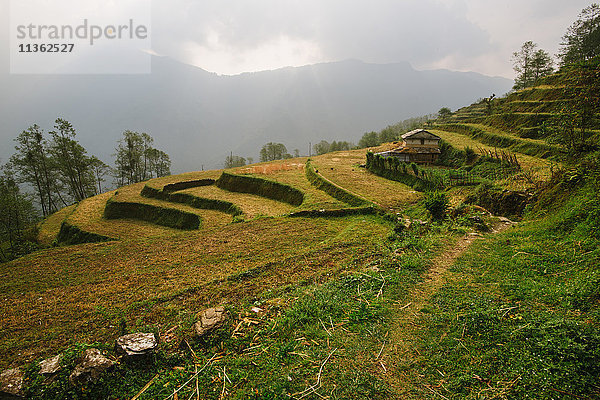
{"left": 0, "top": 57, "right": 511, "bottom": 171}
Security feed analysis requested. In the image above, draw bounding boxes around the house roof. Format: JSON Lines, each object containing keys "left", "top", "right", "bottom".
{"left": 401, "top": 129, "right": 441, "bottom": 140}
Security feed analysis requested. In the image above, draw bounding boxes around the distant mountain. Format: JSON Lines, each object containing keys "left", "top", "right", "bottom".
{"left": 0, "top": 57, "right": 512, "bottom": 172}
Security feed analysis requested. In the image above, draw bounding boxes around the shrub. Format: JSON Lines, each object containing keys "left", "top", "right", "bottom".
{"left": 465, "top": 146, "right": 477, "bottom": 164}
{"left": 410, "top": 163, "right": 419, "bottom": 176}
{"left": 424, "top": 191, "right": 449, "bottom": 221}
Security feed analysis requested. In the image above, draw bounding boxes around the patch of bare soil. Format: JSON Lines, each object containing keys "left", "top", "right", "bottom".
{"left": 381, "top": 219, "right": 515, "bottom": 398}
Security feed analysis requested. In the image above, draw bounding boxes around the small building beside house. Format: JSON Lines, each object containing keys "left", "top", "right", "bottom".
{"left": 376, "top": 129, "right": 441, "bottom": 164}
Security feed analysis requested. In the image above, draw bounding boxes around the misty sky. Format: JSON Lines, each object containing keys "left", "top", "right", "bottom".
{"left": 149, "top": 0, "right": 592, "bottom": 78}
{"left": 0, "top": 0, "right": 595, "bottom": 78}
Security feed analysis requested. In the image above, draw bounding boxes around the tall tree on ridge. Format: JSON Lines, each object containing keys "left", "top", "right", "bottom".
{"left": 559, "top": 3, "right": 600, "bottom": 66}
{"left": 512, "top": 41, "right": 554, "bottom": 90}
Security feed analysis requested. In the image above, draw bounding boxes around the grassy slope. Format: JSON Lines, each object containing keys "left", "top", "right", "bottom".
{"left": 0, "top": 215, "right": 389, "bottom": 370}
{"left": 311, "top": 149, "right": 421, "bottom": 210}
{"left": 37, "top": 204, "right": 77, "bottom": 246}
{"left": 233, "top": 158, "right": 350, "bottom": 210}
{"left": 178, "top": 185, "right": 294, "bottom": 218}
{"left": 400, "top": 183, "right": 600, "bottom": 399}
{"left": 5, "top": 70, "right": 600, "bottom": 398}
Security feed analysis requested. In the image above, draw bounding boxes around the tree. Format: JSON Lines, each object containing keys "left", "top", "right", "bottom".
{"left": 259, "top": 142, "right": 289, "bottom": 162}
{"left": 512, "top": 41, "right": 554, "bottom": 90}
{"left": 10, "top": 125, "right": 61, "bottom": 216}
{"left": 114, "top": 131, "right": 170, "bottom": 185}
{"left": 378, "top": 127, "right": 398, "bottom": 143}
{"left": 146, "top": 148, "right": 171, "bottom": 178}
{"left": 330, "top": 141, "right": 353, "bottom": 152}
{"left": 438, "top": 107, "right": 452, "bottom": 120}
{"left": 313, "top": 140, "right": 331, "bottom": 155}
{"left": 49, "top": 118, "right": 96, "bottom": 202}
{"left": 559, "top": 3, "right": 600, "bottom": 66}
{"left": 483, "top": 94, "right": 496, "bottom": 115}
{"left": 89, "top": 156, "right": 110, "bottom": 194}
{"left": 358, "top": 131, "right": 379, "bottom": 148}
{"left": 224, "top": 154, "right": 247, "bottom": 168}
{"left": 0, "top": 167, "right": 38, "bottom": 261}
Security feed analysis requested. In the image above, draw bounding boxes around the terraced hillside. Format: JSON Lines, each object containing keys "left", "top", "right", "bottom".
{"left": 14, "top": 147, "right": 415, "bottom": 363}
{"left": 4, "top": 82, "right": 599, "bottom": 398}
{"left": 434, "top": 70, "right": 598, "bottom": 166}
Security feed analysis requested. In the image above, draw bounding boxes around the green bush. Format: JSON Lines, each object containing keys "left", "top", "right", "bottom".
{"left": 423, "top": 191, "right": 449, "bottom": 221}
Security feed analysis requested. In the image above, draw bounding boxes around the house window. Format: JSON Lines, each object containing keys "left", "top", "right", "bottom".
{"left": 420, "top": 138, "right": 425, "bottom": 145}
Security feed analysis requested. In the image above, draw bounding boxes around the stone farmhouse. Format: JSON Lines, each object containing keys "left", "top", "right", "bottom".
{"left": 376, "top": 129, "right": 442, "bottom": 164}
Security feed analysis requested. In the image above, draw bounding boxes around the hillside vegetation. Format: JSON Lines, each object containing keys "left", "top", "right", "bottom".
{"left": 1, "top": 64, "right": 599, "bottom": 399}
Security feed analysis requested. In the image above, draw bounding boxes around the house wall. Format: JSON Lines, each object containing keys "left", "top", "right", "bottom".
{"left": 403, "top": 139, "right": 440, "bottom": 148}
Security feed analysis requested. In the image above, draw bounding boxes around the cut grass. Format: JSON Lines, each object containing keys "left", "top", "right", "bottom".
{"left": 305, "top": 160, "right": 373, "bottom": 207}
{"left": 63, "top": 189, "right": 191, "bottom": 241}
{"left": 234, "top": 158, "right": 350, "bottom": 211}
{"left": 0, "top": 215, "right": 390, "bottom": 370}
{"left": 310, "top": 149, "right": 421, "bottom": 210}
{"left": 178, "top": 185, "right": 294, "bottom": 218}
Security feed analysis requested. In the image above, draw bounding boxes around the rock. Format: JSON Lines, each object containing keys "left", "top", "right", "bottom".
{"left": 0, "top": 368, "right": 24, "bottom": 398}
{"left": 193, "top": 307, "right": 227, "bottom": 337}
{"left": 69, "top": 349, "right": 115, "bottom": 386}
{"left": 116, "top": 333, "right": 158, "bottom": 357}
{"left": 39, "top": 354, "right": 62, "bottom": 375}
{"left": 498, "top": 216, "right": 514, "bottom": 224}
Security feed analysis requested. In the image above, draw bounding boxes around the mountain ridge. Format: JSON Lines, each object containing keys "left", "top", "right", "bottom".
{"left": 0, "top": 56, "right": 512, "bottom": 172}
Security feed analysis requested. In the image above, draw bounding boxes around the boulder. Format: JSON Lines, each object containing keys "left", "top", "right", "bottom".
{"left": 39, "top": 354, "right": 62, "bottom": 375}
{"left": 116, "top": 333, "right": 158, "bottom": 357}
{"left": 193, "top": 307, "right": 227, "bottom": 337}
{"left": 69, "top": 349, "right": 115, "bottom": 386}
{"left": 0, "top": 368, "right": 24, "bottom": 398}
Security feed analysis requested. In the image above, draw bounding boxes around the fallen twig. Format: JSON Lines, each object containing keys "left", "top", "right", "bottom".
{"left": 424, "top": 384, "right": 449, "bottom": 399}
{"left": 292, "top": 348, "right": 338, "bottom": 399}
{"left": 376, "top": 276, "right": 386, "bottom": 298}
{"left": 130, "top": 374, "right": 159, "bottom": 400}
{"left": 163, "top": 354, "right": 218, "bottom": 400}
{"left": 376, "top": 340, "right": 386, "bottom": 360}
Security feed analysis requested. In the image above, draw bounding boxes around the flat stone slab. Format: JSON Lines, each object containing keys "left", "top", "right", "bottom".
{"left": 0, "top": 368, "right": 24, "bottom": 398}
{"left": 194, "top": 307, "right": 227, "bottom": 337}
{"left": 39, "top": 354, "right": 62, "bottom": 375}
{"left": 116, "top": 332, "right": 158, "bottom": 356}
{"left": 69, "top": 349, "right": 115, "bottom": 386}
